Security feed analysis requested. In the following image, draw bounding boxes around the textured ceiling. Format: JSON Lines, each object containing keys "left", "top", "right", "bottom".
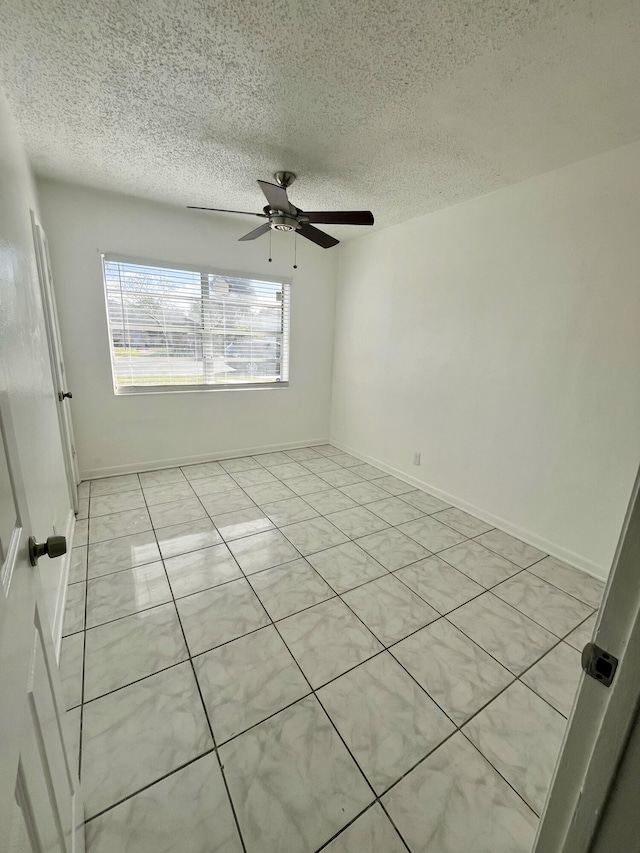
{"left": 1, "top": 0, "right": 639, "bottom": 233}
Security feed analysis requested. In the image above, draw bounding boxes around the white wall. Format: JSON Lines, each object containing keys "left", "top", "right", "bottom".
{"left": 37, "top": 181, "right": 338, "bottom": 477}
{"left": 331, "top": 142, "right": 640, "bottom": 579}
{"left": 0, "top": 90, "right": 72, "bottom": 636}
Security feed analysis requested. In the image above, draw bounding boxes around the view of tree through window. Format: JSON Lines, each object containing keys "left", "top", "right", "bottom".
{"left": 102, "top": 258, "right": 290, "bottom": 391}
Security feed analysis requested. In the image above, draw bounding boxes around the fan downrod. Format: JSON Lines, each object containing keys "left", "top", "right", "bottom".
{"left": 274, "top": 171, "right": 296, "bottom": 188}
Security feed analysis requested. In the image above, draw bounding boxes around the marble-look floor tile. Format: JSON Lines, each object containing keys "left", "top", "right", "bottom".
{"left": 307, "top": 542, "right": 387, "bottom": 593}
{"left": 230, "top": 467, "right": 277, "bottom": 487}
{"left": 395, "top": 556, "right": 484, "bottom": 614}
{"left": 493, "top": 571, "right": 593, "bottom": 637}
{"left": 528, "top": 556, "right": 605, "bottom": 608}
{"left": 84, "top": 603, "right": 189, "bottom": 702}
{"left": 65, "top": 707, "right": 81, "bottom": 776}
{"left": 302, "top": 457, "right": 342, "bottom": 474}
{"left": 81, "top": 662, "right": 213, "bottom": 819}
{"left": 165, "top": 544, "right": 243, "bottom": 598}
{"left": 74, "top": 517, "right": 89, "bottom": 546}
{"left": 180, "top": 460, "right": 225, "bottom": 481}
{"left": 329, "top": 453, "right": 360, "bottom": 468}
{"left": 285, "top": 447, "right": 322, "bottom": 461}
{"left": 78, "top": 481, "right": 90, "bottom": 499}
{"left": 339, "top": 481, "right": 391, "bottom": 505}
{"left": 250, "top": 559, "right": 335, "bottom": 620}
{"left": 84, "top": 753, "right": 242, "bottom": 853}
{"left": 191, "top": 473, "right": 241, "bottom": 496}
{"left": 86, "top": 562, "right": 172, "bottom": 628}
{"left": 261, "top": 496, "right": 319, "bottom": 527}
{"left": 323, "top": 804, "right": 406, "bottom": 853}
{"left": 318, "top": 468, "right": 366, "bottom": 488}
{"left": 284, "top": 473, "right": 333, "bottom": 496}
{"left": 281, "top": 517, "right": 349, "bottom": 556}
{"left": 89, "top": 507, "right": 152, "bottom": 544}
{"left": 176, "top": 578, "right": 270, "bottom": 655}
{"left": 138, "top": 468, "right": 186, "bottom": 487}
{"left": 220, "top": 455, "right": 262, "bottom": 473}
{"left": 148, "top": 498, "right": 206, "bottom": 529}
{"left": 76, "top": 497, "right": 89, "bottom": 520}
{"left": 313, "top": 444, "right": 342, "bottom": 457}
{"left": 194, "top": 625, "right": 309, "bottom": 743}
{"left": 366, "top": 496, "right": 425, "bottom": 525}
{"left": 399, "top": 489, "right": 451, "bottom": 514}
{"left": 68, "top": 546, "right": 87, "bottom": 584}
{"left": 383, "top": 732, "right": 538, "bottom": 853}
{"left": 199, "top": 488, "right": 255, "bottom": 517}
{"left": 398, "top": 516, "right": 467, "bottom": 553}
{"left": 277, "top": 598, "right": 383, "bottom": 688}
{"left": 432, "top": 507, "right": 493, "bottom": 538}
{"left": 252, "top": 451, "right": 291, "bottom": 468}
{"left": 155, "top": 519, "right": 222, "bottom": 559}
{"left": 87, "top": 531, "right": 160, "bottom": 578}
{"left": 463, "top": 680, "right": 566, "bottom": 814}
{"left": 220, "top": 696, "right": 373, "bottom": 853}
{"left": 301, "top": 488, "right": 358, "bottom": 515}
{"left": 244, "top": 481, "right": 297, "bottom": 505}
{"left": 342, "top": 575, "right": 439, "bottom": 646}
{"left": 227, "top": 529, "right": 300, "bottom": 575}
{"left": 59, "top": 632, "right": 84, "bottom": 710}
{"left": 392, "top": 619, "right": 514, "bottom": 725}
{"left": 438, "top": 539, "right": 520, "bottom": 587}
{"left": 476, "top": 529, "right": 546, "bottom": 568}
{"left": 90, "top": 489, "right": 146, "bottom": 517}
{"left": 348, "top": 463, "right": 385, "bottom": 480}
{"left": 319, "top": 652, "right": 454, "bottom": 793}
{"left": 212, "top": 506, "right": 275, "bottom": 541}
{"left": 374, "top": 475, "right": 415, "bottom": 496}
{"left": 356, "top": 527, "right": 431, "bottom": 571}
{"left": 565, "top": 613, "right": 597, "bottom": 651}
{"left": 62, "top": 581, "right": 86, "bottom": 635}
{"left": 142, "top": 481, "right": 195, "bottom": 506}
{"left": 268, "top": 461, "right": 309, "bottom": 480}
{"left": 522, "top": 641, "right": 583, "bottom": 717}
{"left": 325, "top": 506, "right": 389, "bottom": 538}
{"left": 448, "top": 593, "right": 557, "bottom": 674}
{"left": 90, "top": 473, "right": 140, "bottom": 496}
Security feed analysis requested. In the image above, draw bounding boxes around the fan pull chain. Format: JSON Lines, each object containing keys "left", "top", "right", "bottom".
{"left": 293, "top": 232, "right": 298, "bottom": 269}
{"left": 268, "top": 229, "right": 272, "bottom": 262}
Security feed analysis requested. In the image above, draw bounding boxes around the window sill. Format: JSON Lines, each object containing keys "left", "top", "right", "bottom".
{"left": 114, "top": 381, "right": 289, "bottom": 396}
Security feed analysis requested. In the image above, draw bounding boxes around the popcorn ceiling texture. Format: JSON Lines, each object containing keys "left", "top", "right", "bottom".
{"left": 1, "top": 0, "right": 639, "bottom": 231}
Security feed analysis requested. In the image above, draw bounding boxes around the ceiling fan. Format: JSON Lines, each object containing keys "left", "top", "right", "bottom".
{"left": 188, "top": 171, "right": 374, "bottom": 249}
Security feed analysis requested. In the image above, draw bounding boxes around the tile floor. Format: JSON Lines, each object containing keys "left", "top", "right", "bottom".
{"left": 60, "top": 445, "right": 604, "bottom": 853}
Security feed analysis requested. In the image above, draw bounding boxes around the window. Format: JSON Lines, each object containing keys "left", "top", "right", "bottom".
{"left": 102, "top": 256, "right": 290, "bottom": 393}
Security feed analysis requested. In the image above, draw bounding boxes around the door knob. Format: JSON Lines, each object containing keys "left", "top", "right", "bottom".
{"left": 58, "top": 391, "right": 73, "bottom": 401}
{"left": 28, "top": 535, "right": 67, "bottom": 566}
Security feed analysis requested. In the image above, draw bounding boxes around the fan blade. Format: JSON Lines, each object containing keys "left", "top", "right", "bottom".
{"left": 187, "top": 206, "right": 267, "bottom": 217}
{"left": 238, "top": 223, "right": 271, "bottom": 242}
{"left": 257, "top": 180, "right": 294, "bottom": 214}
{"left": 302, "top": 211, "right": 374, "bottom": 226}
{"left": 298, "top": 223, "right": 339, "bottom": 249}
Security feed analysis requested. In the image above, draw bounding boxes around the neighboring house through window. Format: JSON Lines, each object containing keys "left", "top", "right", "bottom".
{"left": 102, "top": 256, "right": 290, "bottom": 393}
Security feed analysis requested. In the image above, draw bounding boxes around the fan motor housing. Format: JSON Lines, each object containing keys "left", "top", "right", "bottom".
{"left": 269, "top": 213, "right": 300, "bottom": 232}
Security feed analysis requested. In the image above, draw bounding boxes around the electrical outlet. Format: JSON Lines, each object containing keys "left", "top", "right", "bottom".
{"left": 413, "top": 452, "right": 421, "bottom": 466}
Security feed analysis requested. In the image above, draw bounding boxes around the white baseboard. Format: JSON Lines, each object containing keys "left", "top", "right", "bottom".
{"left": 80, "top": 437, "right": 330, "bottom": 480}
{"left": 52, "top": 509, "right": 76, "bottom": 661}
{"left": 331, "top": 439, "right": 610, "bottom": 584}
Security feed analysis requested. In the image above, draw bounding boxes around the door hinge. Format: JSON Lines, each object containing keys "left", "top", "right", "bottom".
{"left": 582, "top": 642, "right": 618, "bottom": 688}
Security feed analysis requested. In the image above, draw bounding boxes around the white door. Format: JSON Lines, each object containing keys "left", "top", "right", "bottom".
{"left": 31, "top": 213, "right": 79, "bottom": 514}
{"left": 0, "top": 325, "right": 83, "bottom": 853}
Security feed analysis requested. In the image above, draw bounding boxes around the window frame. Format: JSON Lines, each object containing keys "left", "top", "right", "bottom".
{"left": 100, "top": 253, "right": 292, "bottom": 395}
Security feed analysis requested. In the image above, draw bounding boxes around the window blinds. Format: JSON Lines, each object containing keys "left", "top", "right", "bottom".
{"left": 102, "top": 257, "right": 290, "bottom": 392}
